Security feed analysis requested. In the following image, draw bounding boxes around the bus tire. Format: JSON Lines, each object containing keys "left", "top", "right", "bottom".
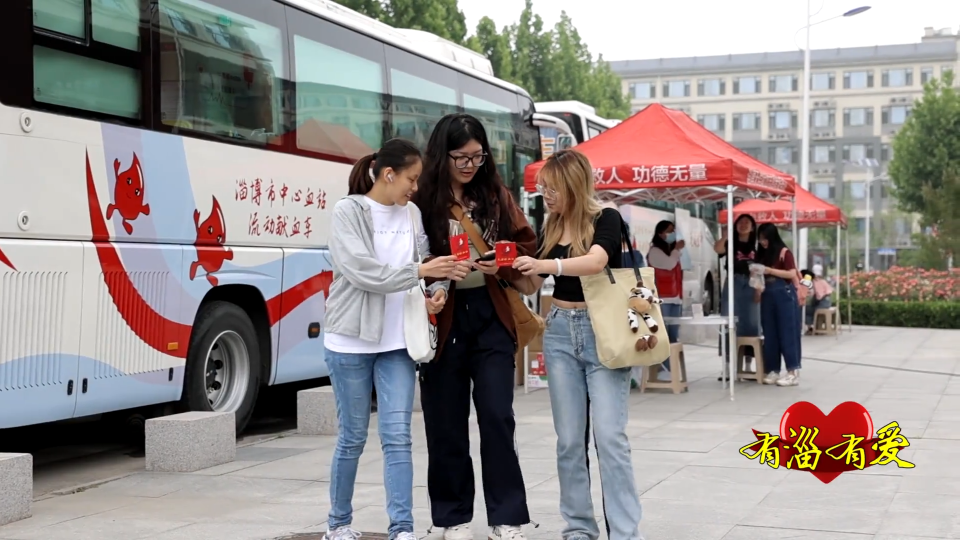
{"left": 182, "top": 301, "right": 260, "bottom": 433}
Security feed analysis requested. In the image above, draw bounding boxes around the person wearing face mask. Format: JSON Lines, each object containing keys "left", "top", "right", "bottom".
{"left": 647, "top": 220, "right": 684, "bottom": 379}
{"left": 322, "top": 138, "right": 469, "bottom": 540}
{"left": 714, "top": 214, "right": 761, "bottom": 376}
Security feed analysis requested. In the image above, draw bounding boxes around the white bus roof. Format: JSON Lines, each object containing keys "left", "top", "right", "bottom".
{"left": 535, "top": 100, "right": 619, "bottom": 129}
{"left": 287, "top": 0, "right": 531, "bottom": 100}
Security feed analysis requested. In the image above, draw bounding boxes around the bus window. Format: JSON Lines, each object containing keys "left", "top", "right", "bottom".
{"left": 386, "top": 46, "right": 459, "bottom": 150}
{"left": 586, "top": 121, "right": 606, "bottom": 140}
{"left": 289, "top": 11, "right": 387, "bottom": 159}
{"left": 159, "top": 0, "right": 288, "bottom": 146}
{"left": 459, "top": 74, "right": 521, "bottom": 192}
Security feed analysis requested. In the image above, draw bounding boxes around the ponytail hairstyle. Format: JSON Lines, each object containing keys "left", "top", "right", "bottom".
{"left": 347, "top": 138, "right": 422, "bottom": 195}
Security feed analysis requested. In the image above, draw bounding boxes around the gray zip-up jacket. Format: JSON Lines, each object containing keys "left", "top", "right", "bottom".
{"left": 324, "top": 195, "right": 448, "bottom": 344}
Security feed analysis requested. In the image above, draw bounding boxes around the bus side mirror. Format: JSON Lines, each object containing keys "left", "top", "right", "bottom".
{"left": 557, "top": 133, "right": 575, "bottom": 150}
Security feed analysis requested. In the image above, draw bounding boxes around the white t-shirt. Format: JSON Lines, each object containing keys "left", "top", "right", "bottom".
{"left": 324, "top": 197, "right": 415, "bottom": 354}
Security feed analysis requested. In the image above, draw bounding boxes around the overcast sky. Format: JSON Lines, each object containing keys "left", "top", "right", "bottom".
{"left": 458, "top": 0, "right": 960, "bottom": 61}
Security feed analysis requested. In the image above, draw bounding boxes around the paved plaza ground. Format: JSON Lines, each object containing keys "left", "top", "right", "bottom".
{"left": 1, "top": 326, "right": 959, "bottom": 540}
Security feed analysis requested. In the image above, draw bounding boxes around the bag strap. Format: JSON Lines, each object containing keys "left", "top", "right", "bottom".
{"left": 450, "top": 205, "right": 490, "bottom": 253}
{"left": 407, "top": 205, "right": 422, "bottom": 263}
{"left": 601, "top": 213, "right": 642, "bottom": 285}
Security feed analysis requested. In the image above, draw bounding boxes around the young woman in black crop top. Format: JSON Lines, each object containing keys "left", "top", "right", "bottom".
{"left": 511, "top": 149, "right": 642, "bottom": 540}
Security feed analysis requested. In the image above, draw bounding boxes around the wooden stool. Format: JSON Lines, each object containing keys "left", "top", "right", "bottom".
{"left": 813, "top": 308, "right": 839, "bottom": 336}
{"left": 735, "top": 336, "right": 765, "bottom": 384}
{"left": 640, "top": 343, "right": 688, "bottom": 394}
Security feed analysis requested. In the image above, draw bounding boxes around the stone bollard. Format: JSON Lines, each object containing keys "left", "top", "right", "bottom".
{"left": 0, "top": 453, "right": 32, "bottom": 526}
{"left": 145, "top": 412, "right": 236, "bottom": 472}
{"left": 297, "top": 386, "right": 338, "bottom": 436}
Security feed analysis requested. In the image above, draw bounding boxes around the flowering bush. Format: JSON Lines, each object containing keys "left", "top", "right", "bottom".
{"left": 842, "top": 266, "right": 960, "bottom": 302}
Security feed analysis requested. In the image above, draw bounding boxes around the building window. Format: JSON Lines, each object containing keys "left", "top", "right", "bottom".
{"left": 882, "top": 105, "right": 912, "bottom": 125}
{"left": 663, "top": 80, "right": 690, "bottom": 97}
{"left": 854, "top": 217, "right": 866, "bottom": 232}
{"left": 732, "top": 112, "right": 760, "bottom": 130}
{"left": 812, "top": 144, "right": 835, "bottom": 163}
{"left": 849, "top": 182, "right": 866, "bottom": 200}
{"left": 697, "top": 78, "right": 725, "bottom": 97}
{"left": 769, "top": 74, "right": 798, "bottom": 93}
{"left": 843, "top": 143, "right": 873, "bottom": 163}
{"left": 843, "top": 107, "right": 873, "bottom": 127}
{"left": 811, "top": 72, "right": 835, "bottom": 90}
{"left": 769, "top": 110, "right": 797, "bottom": 130}
{"left": 733, "top": 76, "right": 761, "bottom": 94}
{"left": 944, "top": 65, "right": 956, "bottom": 76}
{"left": 159, "top": 0, "right": 287, "bottom": 146}
{"left": 811, "top": 182, "right": 834, "bottom": 200}
{"left": 843, "top": 70, "right": 874, "bottom": 89}
{"left": 769, "top": 146, "right": 796, "bottom": 165}
{"left": 895, "top": 217, "right": 909, "bottom": 235}
{"left": 811, "top": 109, "right": 835, "bottom": 128}
{"left": 881, "top": 143, "right": 892, "bottom": 162}
{"left": 921, "top": 67, "right": 935, "bottom": 85}
{"left": 739, "top": 147, "right": 762, "bottom": 160}
{"left": 882, "top": 68, "right": 913, "bottom": 87}
{"left": 629, "top": 81, "right": 655, "bottom": 99}
{"left": 697, "top": 113, "right": 725, "bottom": 131}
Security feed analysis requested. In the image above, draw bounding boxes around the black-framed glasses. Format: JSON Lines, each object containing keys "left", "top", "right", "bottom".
{"left": 449, "top": 153, "right": 487, "bottom": 169}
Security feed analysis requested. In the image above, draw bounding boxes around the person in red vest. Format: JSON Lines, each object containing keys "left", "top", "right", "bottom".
{"left": 647, "top": 220, "right": 684, "bottom": 380}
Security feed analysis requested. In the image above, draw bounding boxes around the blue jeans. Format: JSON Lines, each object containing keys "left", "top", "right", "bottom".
{"left": 720, "top": 275, "right": 761, "bottom": 360}
{"left": 324, "top": 347, "right": 416, "bottom": 538}
{"left": 760, "top": 280, "right": 801, "bottom": 373}
{"left": 806, "top": 296, "right": 832, "bottom": 326}
{"left": 542, "top": 307, "right": 642, "bottom": 540}
{"left": 659, "top": 302, "right": 682, "bottom": 370}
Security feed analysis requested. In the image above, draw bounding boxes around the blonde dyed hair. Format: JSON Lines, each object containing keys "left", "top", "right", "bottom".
{"left": 537, "top": 149, "right": 603, "bottom": 259}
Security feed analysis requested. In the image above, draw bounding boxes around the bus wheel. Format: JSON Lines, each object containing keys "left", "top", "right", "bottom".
{"left": 183, "top": 301, "right": 260, "bottom": 433}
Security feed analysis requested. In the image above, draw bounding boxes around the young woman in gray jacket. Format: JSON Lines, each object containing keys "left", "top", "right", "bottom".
{"left": 322, "top": 138, "right": 469, "bottom": 540}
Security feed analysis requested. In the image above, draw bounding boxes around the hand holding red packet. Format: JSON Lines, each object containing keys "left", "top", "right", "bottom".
{"left": 495, "top": 241, "right": 517, "bottom": 267}
{"left": 450, "top": 233, "right": 470, "bottom": 261}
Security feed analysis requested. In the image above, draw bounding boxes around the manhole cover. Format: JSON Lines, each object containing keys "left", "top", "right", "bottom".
{"left": 276, "top": 534, "right": 389, "bottom": 540}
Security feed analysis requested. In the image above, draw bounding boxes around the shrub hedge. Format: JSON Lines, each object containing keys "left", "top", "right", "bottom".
{"left": 842, "top": 300, "right": 960, "bottom": 330}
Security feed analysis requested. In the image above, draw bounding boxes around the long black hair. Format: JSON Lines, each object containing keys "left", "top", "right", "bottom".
{"left": 347, "top": 138, "right": 421, "bottom": 195}
{"left": 650, "top": 219, "right": 676, "bottom": 255}
{"left": 412, "top": 113, "right": 515, "bottom": 254}
{"left": 757, "top": 222, "right": 789, "bottom": 266}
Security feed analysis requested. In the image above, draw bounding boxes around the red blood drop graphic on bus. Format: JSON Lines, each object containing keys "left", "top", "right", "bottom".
{"left": 0, "top": 248, "right": 14, "bottom": 271}
{"left": 189, "top": 196, "right": 234, "bottom": 286}
{"left": 106, "top": 153, "right": 151, "bottom": 235}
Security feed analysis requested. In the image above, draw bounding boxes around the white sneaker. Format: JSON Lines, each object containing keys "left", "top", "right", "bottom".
{"left": 323, "top": 527, "right": 361, "bottom": 540}
{"left": 657, "top": 368, "right": 672, "bottom": 382}
{"left": 490, "top": 525, "right": 526, "bottom": 540}
{"left": 762, "top": 371, "right": 780, "bottom": 385}
{"left": 776, "top": 371, "right": 800, "bottom": 386}
{"left": 444, "top": 524, "right": 473, "bottom": 540}
{"left": 396, "top": 533, "right": 417, "bottom": 540}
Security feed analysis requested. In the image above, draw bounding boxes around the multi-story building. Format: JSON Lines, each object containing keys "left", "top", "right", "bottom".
{"left": 610, "top": 26, "right": 960, "bottom": 267}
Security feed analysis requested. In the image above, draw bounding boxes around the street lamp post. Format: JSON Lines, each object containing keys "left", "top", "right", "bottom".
{"left": 797, "top": 4, "right": 871, "bottom": 269}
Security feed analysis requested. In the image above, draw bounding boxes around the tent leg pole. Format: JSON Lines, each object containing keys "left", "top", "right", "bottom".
{"left": 727, "top": 187, "right": 736, "bottom": 401}
{"left": 845, "top": 228, "right": 852, "bottom": 333}
{"left": 835, "top": 223, "right": 841, "bottom": 339}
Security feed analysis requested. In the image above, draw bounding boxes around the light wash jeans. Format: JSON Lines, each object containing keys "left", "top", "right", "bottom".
{"left": 324, "top": 347, "right": 416, "bottom": 539}
{"left": 542, "top": 306, "right": 643, "bottom": 540}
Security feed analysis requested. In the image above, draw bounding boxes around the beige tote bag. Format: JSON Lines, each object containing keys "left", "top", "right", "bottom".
{"left": 579, "top": 223, "right": 671, "bottom": 369}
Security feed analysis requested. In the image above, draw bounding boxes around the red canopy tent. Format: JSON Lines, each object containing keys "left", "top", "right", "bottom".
{"left": 719, "top": 184, "right": 852, "bottom": 333}
{"left": 718, "top": 184, "right": 847, "bottom": 228}
{"left": 521, "top": 103, "right": 797, "bottom": 400}
{"left": 523, "top": 103, "right": 795, "bottom": 204}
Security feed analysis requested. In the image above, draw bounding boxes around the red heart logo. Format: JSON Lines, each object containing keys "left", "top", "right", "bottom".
{"left": 778, "top": 401, "right": 874, "bottom": 484}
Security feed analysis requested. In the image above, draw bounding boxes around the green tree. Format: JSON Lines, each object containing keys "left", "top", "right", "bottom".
{"left": 889, "top": 70, "right": 960, "bottom": 215}
{"left": 586, "top": 56, "right": 631, "bottom": 119}
{"left": 465, "top": 16, "right": 514, "bottom": 81}
{"left": 333, "top": 0, "right": 386, "bottom": 19}
{"left": 509, "top": 0, "right": 553, "bottom": 100}
{"left": 388, "top": 0, "right": 468, "bottom": 44}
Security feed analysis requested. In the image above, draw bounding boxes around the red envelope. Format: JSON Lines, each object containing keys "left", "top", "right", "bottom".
{"left": 450, "top": 233, "right": 470, "bottom": 261}
{"left": 496, "top": 242, "right": 517, "bottom": 267}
